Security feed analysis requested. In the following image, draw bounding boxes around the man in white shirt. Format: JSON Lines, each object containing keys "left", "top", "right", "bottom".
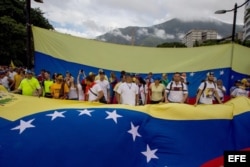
{"left": 195, "top": 72, "right": 222, "bottom": 106}
{"left": 95, "top": 71, "right": 110, "bottom": 103}
{"left": 165, "top": 72, "right": 188, "bottom": 103}
{"left": 85, "top": 75, "right": 104, "bottom": 102}
{"left": 117, "top": 73, "right": 139, "bottom": 106}
{"left": 231, "top": 81, "right": 249, "bottom": 98}
{"left": 0, "top": 71, "right": 11, "bottom": 91}
{"left": 95, "top": 69, "right": 108, "bottom": 81}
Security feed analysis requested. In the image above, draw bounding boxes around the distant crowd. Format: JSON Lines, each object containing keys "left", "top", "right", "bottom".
{"left": 0, "top": 66, "right": 250, "bottom": 106}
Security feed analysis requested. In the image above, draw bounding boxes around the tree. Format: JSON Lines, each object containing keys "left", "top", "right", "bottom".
{"left": 156, "top": 42, "right": 186, "bottom": 48}
{"left": 0, "top": 0, "right": 53, "bottom": 66}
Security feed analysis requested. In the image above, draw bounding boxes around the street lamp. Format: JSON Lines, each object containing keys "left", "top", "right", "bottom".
{"left": 215, "top": 0, "right": 250, "bottom": 42}
{"left": 26, "top": 0, "right": 43, "bottom": 69}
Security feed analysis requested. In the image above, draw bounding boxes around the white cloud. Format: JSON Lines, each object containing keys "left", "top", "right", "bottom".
{"left": 152, "top": 28, "right": 175, "bottom": 40}
{"left": 177, "top": 33, "right": 185, "bottom": 40}
{"left": 111, "top": 29, "right": 132, "bottom": 41}
{"left": 32, "top": 0, "right": 247, "bottom": 38}
{"left": 137, "top": 28, "right": 149, "bottom": 36}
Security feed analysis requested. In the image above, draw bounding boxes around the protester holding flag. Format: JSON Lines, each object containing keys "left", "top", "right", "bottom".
{"left": 50, "top": 74, "right": 69, "bottom": 99}
{"left": 12, "top": 70, "right": 42, "bottom": 97}
{"left": 195, "top": 72, "right": 222, "bottom": 106}
{"left": 116, "top": 73, "right": 139, "bottom": 106}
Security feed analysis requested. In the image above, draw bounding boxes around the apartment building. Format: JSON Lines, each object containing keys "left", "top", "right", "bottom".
{"left": 182, "top": 30, "right": 217, "bottom": 47}
{"left": 243, "top": 1, "right": 250, "bottom": 40}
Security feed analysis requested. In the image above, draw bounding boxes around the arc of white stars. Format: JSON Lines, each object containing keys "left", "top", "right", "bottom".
{"left": 105, "top": 110, "right": 123, "bottom": 124}
{"left": 220, "top": 70, "right": 224, "bottom": 75}
{"left": 141, "top": 144, "right": 159, "bottom": 163}
{"left": 11, "top": 119, "right": 35, "bottom": 134}
{"left": 190, "top": 72, "right": 195, "bottom": 77}
{"left": 128, "top": 122, "right": 141, "bottom": 141}
{"left": 46, "top": 111, "right": 66, "bottom": 121}
{"left": 77, "top": 109, "right": 94, "bottom": 117}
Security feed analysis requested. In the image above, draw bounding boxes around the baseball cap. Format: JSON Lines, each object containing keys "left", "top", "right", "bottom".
{"left": 26, "top": 70, "right": 33, "bottom": 74}
{"left": 125, "top": 73, "right": 133, "bottom": 77}
{"left": 207, "top": 72, "right": 214, "bottom": 76}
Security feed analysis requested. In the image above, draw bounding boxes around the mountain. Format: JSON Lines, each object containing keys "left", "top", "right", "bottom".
{"left": 96, "top": 18, "right": 243, "bottom": 47}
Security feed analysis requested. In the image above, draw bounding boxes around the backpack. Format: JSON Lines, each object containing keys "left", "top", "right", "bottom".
{"left": 168, "top": 81, "right": 184, "bottom": 91}
{"left": 197, "top": 81, "right": 216, "bottom": 97}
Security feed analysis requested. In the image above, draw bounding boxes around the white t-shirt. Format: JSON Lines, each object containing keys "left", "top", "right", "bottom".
{"left": 117, "top": 82, "right": 139, "bottom": 106}
{"left": 9, "top": 71, "right": 16, "bottom": 80}
{"left": 215, "top": 86, "right": 226, "bottom": 100}
{"left": 198, "top": 81, "right": 217, "bottom": 104}
{"left": 231, "top": 88, "right": 249, "bottom": 97}
{"left": 68, "top": 86, "right": 78, "bottom": 100}
{"left": 166, "top": 81, "right": 188, "bottom": 103}
{"left": 0, "top": 76, "right": 10, "bottom": 91}
{"left": 77, "top": 83, "right": 84, "bottom": 101}
{"left": 138, "top": 84, "right": 148, "bottom": 104}
{"left": 88, "top": 84, "right": 103, "bottom": 102}
{"left": 96, "top": 79, "right": 110, "bottom": 101}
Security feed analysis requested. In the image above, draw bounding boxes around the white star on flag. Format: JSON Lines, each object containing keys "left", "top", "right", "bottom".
{"left": 231, "top": 75, "right": 234, "bottom": 79}
{"left": 46, "top": 111, "right": 66, "bottom": 121}
{"left": 128, "top": 122, "right": 141, "bottom": 141}
{"left": 105, "top": 110, "right": 123, "bottom": 124}
{"left": 190, "top": 72, "right": 195, "bottom": 77}
{"left": 220, "top": 70, "right": 224, "bottom": 75}
{"left": 77, "top": 109, "right": 94, "bottom": 117}
{"left": 141, "top": 144, "right": 159, "bottom": 163}
{"left": 11, "top": 119, "right": 35, "bottom": 134}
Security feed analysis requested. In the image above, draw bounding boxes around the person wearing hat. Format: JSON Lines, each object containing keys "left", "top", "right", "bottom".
{"left": 95, "top": 71, "right": 110, "bottom": 103}
{"left": 195, "top": 72, "right": 222, "bottom": 106}
{"left": 149, "top": 76, "right": 165, "bottom": 104}
{"left": 95, "top": 69, "right": 108, "bottom": 81}
{"left": 116, "top": 73, "right": 139, "bottom": 106}
{"left": 12, "top": 70, "right": 41, "bottom": 96}
{"left": 231, "top": 79, "right": 250, "bottom": 98}
{"left": 165, "top": 72, "right": 188, "bottom": 103}
{"left": 230, "top": 80, "right": 242, "bottom": 94}
{"left": 50, "top": 74, "right": 69, "bottom": 99}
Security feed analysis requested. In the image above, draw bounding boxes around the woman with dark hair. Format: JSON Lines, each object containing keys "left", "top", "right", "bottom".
{"left": 149, "top": 77, "right": 165, "bottom": 104}
{"left": 135, "top": 77, "right": 148, "bottom": 105}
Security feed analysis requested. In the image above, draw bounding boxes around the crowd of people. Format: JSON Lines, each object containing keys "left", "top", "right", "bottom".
{"left": 0, "top": 66, "right": 250, "bottom": 106}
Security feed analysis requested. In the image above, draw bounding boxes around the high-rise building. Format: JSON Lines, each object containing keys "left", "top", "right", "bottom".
{"left": 243, "top": 1, "right": 250, "bottom": 41}
{"left": 182, "top": 30, "right": 217, "bottom": 47}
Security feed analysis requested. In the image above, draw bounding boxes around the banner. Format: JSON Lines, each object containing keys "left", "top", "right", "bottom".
{"left": 32, "top": 26, "right": 250, "bottom": 97}
{"left": 0, "top": 93, "right": 250, "bottom": 167}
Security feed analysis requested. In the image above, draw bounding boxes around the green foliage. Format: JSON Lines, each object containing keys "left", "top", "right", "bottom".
{"left": 239, "top": 40, "right": 250, "bottom": 48}
{"left": 156, "top": 42, "right": 186, "bottom": 48}
{"left": 0, "top": 0, "right": 53, "bottom": 66}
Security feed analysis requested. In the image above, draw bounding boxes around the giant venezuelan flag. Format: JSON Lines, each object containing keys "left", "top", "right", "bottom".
{"left": 0, "top": 92, "right": 250, "bottom": 167}
{"left": 32, "top": 26, "right": 250, "bottom": 97}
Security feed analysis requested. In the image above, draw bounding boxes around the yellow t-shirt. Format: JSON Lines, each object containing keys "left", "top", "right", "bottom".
{"left": 150, "top": 83, "right": 165, "bottom": 101}
{"left": 18, "top": 77, "right": 41, "bottom": 96}
{"left": 95, "top": 75, "right": 108, "bottom": 81}
{"left": 14, "top": 74, "right": 23, "bottom": 89}
{"left": 50, "top": 82, "right": 69, "bottom": 98}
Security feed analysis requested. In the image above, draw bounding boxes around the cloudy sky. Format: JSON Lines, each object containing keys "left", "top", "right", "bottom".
{"left": 32, "top": 0, "right": 248, "bottom": 38}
